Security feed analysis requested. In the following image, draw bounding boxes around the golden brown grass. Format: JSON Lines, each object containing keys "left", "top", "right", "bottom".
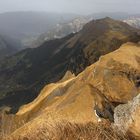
{"left": 3, "top": 121, "right": 130, "bottom": 140}
{"left": 53, "top": 122, "right": 129, "bottom": 140}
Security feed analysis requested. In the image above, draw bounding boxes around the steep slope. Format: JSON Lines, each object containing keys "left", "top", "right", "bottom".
{"left": 0, "top": 18, "right": 140, "bottom": 112}
{"left": 16, "top": 42, "right": 140, "bottom": 118}
{"left": 2, "top": 42, "right": 140, "bottom": 140}
{"left": 32, "top": 16, "right": 91, "bottom": 48}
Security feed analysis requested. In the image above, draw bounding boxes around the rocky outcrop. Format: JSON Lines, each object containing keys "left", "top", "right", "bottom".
{"left": 114, "top": 94, "right": 140, "bottom": 140}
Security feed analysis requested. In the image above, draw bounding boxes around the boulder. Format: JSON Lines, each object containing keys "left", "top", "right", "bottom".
{"left": 114, "top": 94, "right": 140, "bottom": 139}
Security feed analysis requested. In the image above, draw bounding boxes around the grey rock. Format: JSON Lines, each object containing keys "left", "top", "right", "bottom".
{"left": 114, "top": 94, "right": 140, "bottom": 139}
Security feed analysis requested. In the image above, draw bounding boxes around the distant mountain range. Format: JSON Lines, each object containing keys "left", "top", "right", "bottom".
{"left": 0, "top": 11, "right": 140, "bottom": 50}
{"left": 0, "top": 11, "right": 80, "bottom": 48}
{"left": 91, "top": 13, "right": 140, "bottom": 30}
{"left": 124, "top": 17, "right": 140, "bottom": 29}
{"left": 0, "top": 17, "right": 139, "bottom": 113}
{"left": 32, "top": 16, "right": 91, "bottom": 48}
{"left": 31, "top": 12, "right": 140, "bottom": 48}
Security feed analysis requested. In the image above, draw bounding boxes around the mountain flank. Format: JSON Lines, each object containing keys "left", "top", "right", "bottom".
{"left": 1, "top": 42, "right": 140, "bottom": 140}
{"left": 0, "top": 17, "right": 140, "bottom": 113}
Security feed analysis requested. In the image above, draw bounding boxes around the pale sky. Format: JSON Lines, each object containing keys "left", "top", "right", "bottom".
{"left": 0, "top": 0, "right": 139, "bottom": 15}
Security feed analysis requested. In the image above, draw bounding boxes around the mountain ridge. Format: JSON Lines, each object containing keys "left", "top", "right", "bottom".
{"left": 1, "top": 42, "right": 140, "bottom": 140}
{"left": 0, "top": 17, "right": 140, "bottom": 113}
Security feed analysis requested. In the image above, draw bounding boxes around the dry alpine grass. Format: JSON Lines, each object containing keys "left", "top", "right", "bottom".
{"left": 4, "top": 121, "right": 130, "bottom": 140}
{"left": 53, "top": 122, "right": 129, "bottom": 140}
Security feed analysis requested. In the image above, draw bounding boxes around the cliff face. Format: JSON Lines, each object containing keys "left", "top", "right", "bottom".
{"left": 1, "top": 42, "right": 139, "bottom": 139}
{"left": 0, "top": 18, "right": 140, "bottom": 112}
